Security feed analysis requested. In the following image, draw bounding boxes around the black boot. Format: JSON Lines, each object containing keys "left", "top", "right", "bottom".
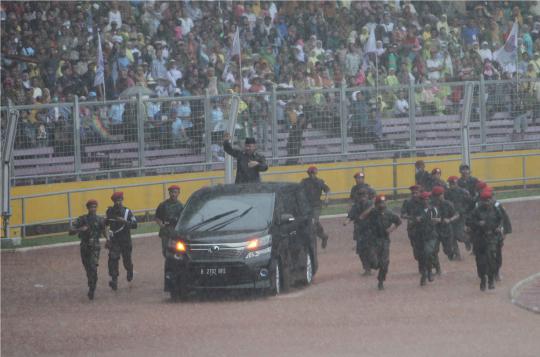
{"left": 488, "top": 275, "right": 495, "bottom": 290}
{"left": 87, "top": 288, "right": 95, "bottom": 300}
{"left": 480, "top": 276, "right": 487, "bottom": 291}
{"left": 109, "top": 278, "right": 118, "bottom": 291}
{"left": 378, "top": 280, "right": 384, "bottom": 290}
{"left": 435, "top": 262, "right": 441, "bottom": 276}
{"left": 321, "top": 234, "right": 328, "bottom": 249}
{"left": 127, "top": 269, "right": 133, "bottom": 282}
{"left": 427, "top": 270, "right": 434, "bottom": 282}
{"left": 420, "top": 272, "right": 427, "bottom": 286}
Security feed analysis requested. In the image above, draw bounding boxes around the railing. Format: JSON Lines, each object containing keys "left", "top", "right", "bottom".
{"left": 7, "top": 150, "right": 540, "bottom": 238}
{"left": 2, "top": 78, "right": 539, "bottom": 184}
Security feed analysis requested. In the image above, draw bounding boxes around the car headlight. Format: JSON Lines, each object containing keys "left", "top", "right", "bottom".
{"left": 245, "top": 234, "right": 272, "bottom": 251}
{"left": 245, "top": 246, "right": 272, "bottom": 260}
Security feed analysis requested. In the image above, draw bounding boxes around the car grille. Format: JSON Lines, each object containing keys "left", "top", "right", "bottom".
{"left": 188, "top": 247, "right": 244, "bottom": 261}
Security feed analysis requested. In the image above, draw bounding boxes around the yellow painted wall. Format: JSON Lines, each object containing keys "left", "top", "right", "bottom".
{"left": 2, "top": 149, "right": 539, "bottom": 237}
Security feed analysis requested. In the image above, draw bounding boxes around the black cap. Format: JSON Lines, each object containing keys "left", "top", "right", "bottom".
{"left": 245, "top": 137, "right": 256, "bottom": 145}
{"left": 459, "top": 164, "right": 470, "bottom": 170}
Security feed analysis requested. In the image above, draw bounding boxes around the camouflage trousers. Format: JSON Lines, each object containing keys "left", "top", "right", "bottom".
{"left": 473, "top": 236, "right": 499, "bottom": 279}
{"left": 108, "top": 238, "right": 133, "bottom": 280}
{"left": 368, "top": 239, "right": 390, "bottom": 282}
{"left": 415, "top": 237, "right": 438, "bottom": 275}
{"left": 81, "top": 244, "right": 100, "bottom": 290}
{"left": 354, "top": 227, "right": 371, "bottom": 272}
{"left": 437, "top": 228, "right": 457, "bottom": 260}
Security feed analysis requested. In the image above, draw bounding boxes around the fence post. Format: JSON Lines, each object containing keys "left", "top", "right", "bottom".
{"left": 461, "top": 82, "right": 474, "bottom": 167}
{"left": 136, "top": 93, "right": 145, "bottom": 176}
{"left": 67, "top": 191, "right": 73, "bottom": 227}
{"left": 204, "top": 90, "right": 213, "bottom": 170}
{"left": 73, "top": 96, "right": 82, "bottom": 180}
{"left": 479, "top": 77, "right": 487, "bottom": 152}
{"left": 339, "top": 82, "right": 348, "bottom": 160}
{"left": 271, "top": 85, "right": 278, "bottom": 165}
{"left": 522, "top": 155, "right": 527, "bottom": 189}
{"left": 408, "top": 81, "right": 416, "bottom": 157}
{"left": 21, "top": 197, "right": 26, "bottom": 239}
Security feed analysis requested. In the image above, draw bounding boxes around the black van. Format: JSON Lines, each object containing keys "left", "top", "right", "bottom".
{"left": 164, "top": 182, "right": 318, "bottom": 299}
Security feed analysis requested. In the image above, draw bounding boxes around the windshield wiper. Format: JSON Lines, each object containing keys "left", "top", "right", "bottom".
{"left": 186, "top": 209, "right": 238, "bottom": 232}
{"left": 203, "top": 207, "right": 254, "bottom": 232}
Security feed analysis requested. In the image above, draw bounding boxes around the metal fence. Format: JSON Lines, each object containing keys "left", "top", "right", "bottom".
{"left": 1, "top": 78, "right": 540, "bottom": 185}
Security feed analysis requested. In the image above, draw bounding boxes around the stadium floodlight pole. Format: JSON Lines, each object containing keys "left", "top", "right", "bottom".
{"left": 1, "top": 102, "right": 19, "bottom": 240}
{"left": 225, "top": 96, "right": 240, "bottom": 184}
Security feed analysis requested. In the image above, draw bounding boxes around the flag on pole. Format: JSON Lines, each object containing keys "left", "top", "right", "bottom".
{"left": 494, "top": 22, "right": 518, "bottom": 72}
{"left": 364, "top": 27, "right": 377, "bottom": 54}
{"left": 94, "top": 32, "right": 105, "bottom": 87}
{"left": 223, "top": 28, "right": 241, "bottom": 80}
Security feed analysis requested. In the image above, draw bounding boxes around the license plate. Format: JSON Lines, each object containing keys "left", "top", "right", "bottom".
{"left": 199, "top": 267, "right": 227, "bottom": 277}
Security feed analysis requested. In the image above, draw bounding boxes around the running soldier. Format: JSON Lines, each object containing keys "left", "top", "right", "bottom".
{"left": 155, "top": 185, "right": 184, "bottom": 256}
{"left": 414, "top": 192, "right": 439, "bottom": 286}
{"left": 350, "top": 172, "right": 376, "bottom": 203}
{"left": 466, "top": 189, "right": 512, "bottom": 291}
{"left": 343, "top": 188, "right": 373, "bottom": 275}
{"left": 69, "top": 199, "right": 108, "bottom": 300}
{"left": 361, "top": 194, "right": 402, "bottom": 290}
{"left": 431, "top": 186, "right": 459, "bottom": 262}
{"left": 400, "top": 185, "right": 423, "bottom": 273}
{"left": 415, "top": 160, "right": 431, "bottom": 189}
{"left": 445, "top": 176, "right": 473, "bottom": 254}
{"left": 301, "top": 166, "right": 330, "bottom": 249}
{"left": 457, "top": 164, "right": 479, "bottom": 198}
{"left": 106, "top": 192, "right": 137, "bottom": 291}
{"left": 424, "top": 168, "right": 448, "bottom": 192}
{"left": 223, "top": 132, "right": 268, "bottom": 184}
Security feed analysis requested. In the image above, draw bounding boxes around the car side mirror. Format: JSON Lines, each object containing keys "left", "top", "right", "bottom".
{"left": 280, "top": 213, "right": 295, "bottom": 225}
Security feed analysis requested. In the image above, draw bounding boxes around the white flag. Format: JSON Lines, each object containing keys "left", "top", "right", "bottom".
{"left": 494, "top": 22, "right": 518, "bottom": 69}
{"left": 364, "top": 26, "right": 377, "bottom": 54}
{"left": 94, "top": 32, "right": 105, "bottom": 87}
{"left": 230, "top": 27, "right": 241, "bottom": 57}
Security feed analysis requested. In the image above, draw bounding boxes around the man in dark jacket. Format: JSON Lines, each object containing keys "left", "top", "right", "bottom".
{"left": 445, "top": 176, "right": 473, "bottom": 254}
{"left": 344, "top": 188, "right": 373, "bottom": 275}
{"left": 431, "top": 186, "right": 459, "bottom": 262}
{"left": 301, "top": 166, "right": 330, "bottom": 248}
{"left": 350, "top": 172, "right": 376, "bottom": 202}
{"left": 415, "top": 160, "right": 431, "bottom": 189}
{"left": 223, "top": 132, "right": 268, "bottom": 183}
{"left": 106, "top": 192, "right": 137, "bottom": 291}
{"left": 400, "top": 185, "right": 423, "bottom": 272}
{"left": 69, "top": 199, "right": 108, "bottom": 300}
{"left": 414, "top": 191, "right": 439, "bottom": 286}
{"left": 457, "top": 163, "right": 479, "bottom": 197}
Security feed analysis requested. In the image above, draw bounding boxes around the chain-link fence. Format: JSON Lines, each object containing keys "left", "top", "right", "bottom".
{"left": 2, "top": 79, "right": 540, "bottom": 185}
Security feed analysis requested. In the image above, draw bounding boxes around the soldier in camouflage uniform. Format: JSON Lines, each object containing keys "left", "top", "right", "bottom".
{"left": 415, "top": 160, "right": 431, "bottom": 189}
{"left": 361, "top": 194, "right": 402, "bottom": 290}
{"left": 431, "top": 186, "right": 459, "bottom": 263}
{"left": 343, "top": 188, "right": 373, "bottom": 275}
{"left": 106, "top": 192, "right": 138, "bottom": 291}
{"left": 69, "top": 199, "right": 108, "bottom": 300}
{"left": 445, "top": 176, "right": 473, "bottom": 255}
{"left": 400, "top": 185, "right": 423, "bottom": 273}
{"left": 350, "top": 172, "right": 376, "bottom": 203}
{"left": 155, "top": 185, "right": 184, "bottom": 256}
{"left": 414, "top": 192, "right": 439, "bottom": 286}
{"left": 457, "top": 164, "right": 479, "bottom": 198}
{"left": 424, "top": 168, "right": 448, "bottom": 192}
{"left": 466, "top": 189, "right": 512, "bottom": 291}
{"left": 301, "top": 166, "right": 330, "bottom": 248}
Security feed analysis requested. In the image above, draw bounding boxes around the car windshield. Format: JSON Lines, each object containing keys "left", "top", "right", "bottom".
{"left": 179, "top": 192, "right": 275, "bottom": 233}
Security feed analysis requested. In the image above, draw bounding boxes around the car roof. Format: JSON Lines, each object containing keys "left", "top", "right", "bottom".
{"left": 192, "top": 182, "right": 302, "bottom": 198}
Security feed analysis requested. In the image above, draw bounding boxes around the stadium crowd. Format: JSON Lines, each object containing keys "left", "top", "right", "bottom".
{"left": 1, "top": 1, "right": 540, "bottom": 149}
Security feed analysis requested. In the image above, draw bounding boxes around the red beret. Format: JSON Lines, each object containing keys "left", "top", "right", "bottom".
{"left": 420, "top": 192, "right": 431, "bottom": 200}
{"left": 476, "top": 181, "right": 487, "bottom": 191}
{"left": 432, "top": 186, "right": 445, "bottom": 196}
{"left": 86, "top": 199, "right": 98, "bottom": 207}
{"left": 111, "top": 191, "right": 124, "bottom": 201}
{"left": 375, "top": 194, "right": 386, "bottom": 203}
{"left": 409, "top": 185, "right": 421, "bottom": 192}
{"left": 479, "top": 189, "right": 493, "bottom": 200}
{"left": 354, "top": 172, "right": 365, "bottom": 178}
{"left": 168, "top": 185, "right": 180, "bottom": 191}
{"left": 307, "top": 166, "right": 318, "bottom": 173}
{"left": 431, "top": 168, "right": 441, "bottom": 175}
{"left": 447, "top": 176, "right": 459, "bottom": 183}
